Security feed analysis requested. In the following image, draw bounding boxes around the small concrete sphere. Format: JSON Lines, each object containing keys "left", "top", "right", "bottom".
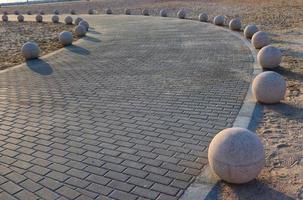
{"left": 53, "top": 9, "right": 60, "bottom": 15}
{"left": 64, "top": 16, "right": 73, "bottom": 25}
{"left": 142, "top": 9, "right": 149, "bottom": 16}
{"left": 59, "top": 31, "right": 73, "bottom": 46}
{"left": 39, "top": 10, "right": 45, "bottom": 15}
{"left": 51, "top": 15, "right": 59, "bottom": 23}
{"left": 124, "top": 8, "right": 131, "bottom": 15}
{"left": 257, "top": 45, "right": 282, "bottom": 69}
{"left": 70, "top": 9, "right": 76, "bottom": 15}
{"left": 79, "top": 20, "right": 89, "bottom": 31}
{"left": 75, "top": 17, "right": 83, "bottom": 25}
{"left": 27, "top": 10, "right": 32, "bottom": 15}
{"left": 75, "top": 25, "right": 87, "bottom": 37}
{"left": 213, "top": 15, "right": 225, "bottom": 26}
{"left": 17, "top": 15, "right": 24, "bottom": 22}
{"left": 198, "top": 13, "right": 208, "bottom": 22}
{"left": 88, "top": 9, "right": 94, "bottom": 15}
{"left": 3, "top": 11, "right": 8, "bottom": 15}
{"left": 21, "top": 42, "right": 40, "bottom": 60}
{"left": 252, "top": 71, "right": 286, "bottom": 104}
{"left": 177, "top": 9, "right": 186, "bottom": 19}
{"left": 36, "top": 14, "right": 43, "bottom": 23}
{"left": 252, "top": 31, "right": 270, "bottom": 49}
{"left": 208, "top": 127, "right": 265, "bottom": 184}
{"left": 2, "top": 15, "right": 8, "bottom": 22}
{"left": 160, "top": 9, "right": 168, "bottom": 17}
{"left": 105, "top": 8, "right": 112, "bottom": 14}
{"left": 14, "top": 10, "right": 20, "bottom": 15}
{"left": 244, "top": 24, "right": 259, "bottom": 39}
{"left": 229, "top": 18, "right": 241, "bottom": 31}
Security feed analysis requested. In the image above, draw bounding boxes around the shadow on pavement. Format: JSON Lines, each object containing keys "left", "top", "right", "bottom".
{"left": 66, "top": 45, "right": 90, "bottom": 55}
{"left": 26, "top": 59, "right": 53, "bottom": 75}
{"left": 83, "top": 36, "right": 101, "bottom": 43}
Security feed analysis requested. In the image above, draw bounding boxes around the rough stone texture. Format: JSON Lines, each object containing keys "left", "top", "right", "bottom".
{"left": 177, "top": 9, "right": 186, "bottom": 19}
{"left": 64, "top": 16, "right": 73, "bottom": 25}
{"left": 36, "top": 14, "right": 43, "bottom": 23}
{"left": 244, "top": 24, "right": 259, "bottom": 39}
{"left": 105, "top": 8, "right": 112, "bottom": 15}
{"left": 229, "top": 18, "right": 241, "bottom": 31}
{"left": 52, "top": 15, "right": 59, "bottom": 23}
{"left": 0, "top": 15, "right": 254, "bottom": 199}
{"left": 252, "top": 31, "right": 270, "bottom": 49}
{"left": 142, "top": 9, "right": 149, "bottom": 16}
{"left": 2, "top": 14, "right": 8, "bottom": 21}
{"left": 75, "top": 17, "right": 83, "bottom": 25}
{"left": 252, "top": 71, "right": 286, "bottom": 104}
{"left": 21, "top": 42, "right": 40, "bottom": 60}
{"left": 53, "top": 9, "right": 60, "bottom": 15}
{"left": 17, "top": 14, "right": 24, "bottom": 22}
{"left": 79, "top": 20, "right": 89, "bottom": 30}
{"left": 160, "top": 9, "right": 168, "bottom": 17}
{"left": 75, "top": 25, "right": 86, "bottom": 37}
{"left": 198, "top": 13, "right": 208, "bottom": 22}
{"left": 213, "top": 15, "right": 225, "bottom": 26}
{"left": 257, "top": 45, "right": 282, "bottom": 69}
{"left": 208, "top": 128, "right": 265, "bottom": 184}
{"left": 125, "top": 8, "right": 131, "bottom": 15}
{"left": 59, "top": 31, "right": 73, "bottom": 46}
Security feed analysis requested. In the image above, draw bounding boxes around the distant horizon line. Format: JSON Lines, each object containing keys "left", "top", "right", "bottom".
{"left": 0, "top": 0, "right": 79, "bottom": 7}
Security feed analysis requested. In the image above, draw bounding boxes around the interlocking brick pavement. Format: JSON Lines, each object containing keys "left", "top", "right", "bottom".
{"left": 0, "top": 15, "right": 254, "bottom": 199}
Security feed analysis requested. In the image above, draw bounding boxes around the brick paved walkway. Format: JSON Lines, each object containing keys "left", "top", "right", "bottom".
{"left": 0, "top": 15, "right": 254, "bottom": 200}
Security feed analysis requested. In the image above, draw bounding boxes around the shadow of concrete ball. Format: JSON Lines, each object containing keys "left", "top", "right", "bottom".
{"left": 17, "top": 14, "right": 24, "bottom": 22}
{"left": 21, "top": 42, "right": 40, "bottom": 60}
{"left": 229, "top": 18, "right": 241, "bottom": 31}
{"left": 53, "top": 9, "right": 60, "bottom": 15}
{"left": 36, "top": 14, "right": 43, "bottom": 23}
{"left": 160, "top": 9, "right": 168, "bottom": 17}
{"left": 52, "top": 15, "right": 59, "bottom": 23}
{"left": 64, "top": 16, "right": 73, "bottom": 25}
{"left": 124, "top": 8, "right": 131, "bottom": 15}
{"left": 105, "top": 8, "right": 112, "bottom": 14}
{"left": 142, "top": 9, "right": 149, "bottom": 16}
{"left": 75, "top": 25, "right": 87, "bottom": 37}
{"left": 198, "top": 13, "right": 208, "bottom": 22}
{"left": 75, "top": 17, "right": 83, "bottom": 25}
{"left": 252, "top": 71, "right": 286, "bottom": 104}
{"left": 257, "top": 45, "right": 282, "bottom": 69}
{"left": 252, "top": 31, "right": 270, "bottom": 49}
{"left": 177, "top": 9, "right": 186, "bottom": 19}
{"left": 79, "top": 20, "right": 89, "bottom": 31}
{"left": 59, "top": 31, "right": 73, "bottom": 46}
{"left": 244, "top": 24, "right": 259, "bottom": 39}
{"left": 208, "top": 127, "right": 265, "bottom": 184}
{"left": 213, "top": 15, "right": 225, "bottom": 26}
{"left": 2, "top": 15, "right": 8, "bottom": 22}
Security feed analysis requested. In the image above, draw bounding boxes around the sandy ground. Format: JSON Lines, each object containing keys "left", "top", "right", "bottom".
{"left": 0, "top": 0, "right": 302, "bottom": 199}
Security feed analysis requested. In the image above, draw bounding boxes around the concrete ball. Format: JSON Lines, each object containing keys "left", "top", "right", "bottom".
{"left": 36, "top": 14, "right": 43, "bottom": 23}
{"left": 79, "top": 20, "right": 89, "bottom": 31}
{"left": 160, "top": 9, "right": 168, "bottom": 17}
{"left": 124, "top": 8, "right": 131, "bottom": 15}
{"left": 21, "top": 42, "right": 40, "bottom": 60}
{"left": 244, "top": 24, "right": 259, "bottom": 39}
{"left": 177, "top": 9, "right": 186, "bottom": 19}
{"left": 59, "top": 31, "right": 73, "bottom": 46}
{"left": 27, "top": 10, "right": 32, "bottom": 15}
{"left": 208, "top": 127, "right": 265, "bottom": 184}
{"left": 213, "top": 15, "right": 225, "bottom": 26}
{"left": 52, "top": 15, "right": 59, "bottom": 23}
{"left": 105, "top": 8, "right": 112, "bottom": 14}
{"left": 229, "top": 18, "right": 241, "bottom": 31}
{"left": 70, "top": 9, "right": 76, "bottom": 15}
{"left": 75, "top": 25, "right": 87, "bottom": 37}
{"left": 88, "top": 9, "right": 94, "bottom": 15}
{"left": 53, "top": 9, "right": 60, "bottom": 15}
{"left": 39, "top": 10, "right": 45, "bottom": 15}
{"left": 75, "top": 17, "right": 83, "bottom": 25}
{"left": 252, "top": 71, "right": 286, "bottom": 104}
{"left": 2, "top": 15, "right": 8, "bottom": 22}
{"left": 257, "top": 45, "right": 282, "bottom": 69}
{"left": 142, "top": 9, "right": 149, "bottom": 16}
{"left": 14, "top": 10, "right": 20, "bottom": 15}
{"left": 17, "top": 14, "right": 24, "bottom": 22}
{"left": 3, "top": 11, "right": 8, "bottom": 15}
{"left": 64, "top": 16, "right": 73, "bottom": 25}
{"left": 252, "top": 31, "right": 270, "bottom": 49}
{"left": 198, "top": 13, "right": 208, "bottom": 22}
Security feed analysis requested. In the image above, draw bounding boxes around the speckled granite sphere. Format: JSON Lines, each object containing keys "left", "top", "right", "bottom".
{"left": 36, "top": 14, "right": 43, "bottom": 23}
{"left": 75, "top": 17, "right": 83, "bottom": 25}
{"left": 2, "top": 15, "right": 8, "bottom": 22}
{"left": 213, "top": 15, "right": 225, "bottom": 26}
{"left": 64, "top": 16, "right": 73, "bottom": 25}
{"left": 70, "top": 9, "right": 76, "bottom": 15}
{"left": 14, "top": 10, "right": 19, "bottom": 15}
{"left": 53, "top": 9, "right": 60, "bottom": 15}
{"left": 17, "top": 15, "right": 24, "bottom": 22}
{"left": 142, "top": 9, "right": 149, "bottom": 16}
{"left": 257, "top": 45, "right": 282, "bottom": 69}
{"left": 252, "top": 71, "right": 286, "bottom": 104}
{"left": 75, "top": 25, "right": 87, "bottom": 37}
{"left": 105, "top": 8, "right": 112, "bottom": 14}
{"left": 198, "top": 13, "right": 208, "bottom": 22}
{"left": 124, "top": 8, "right": 131, "bottom": 15}
{"left": 52, "top": 15, "right": 59, "bottom": 23}
{"left": 88, "top": 9, "right": 94, "bottom": 15}
{"left": 79, "top": 20, "right": 89, "bottom": 31}
{"left": 244, "top": 24, "right": 259, "bottom": 39}
{"left": 160, "top": 9, "right": 168, "bottom": 17}
{"left": 177, "top": 9, "right": 186, "bottom": 19}
{"left": 229, "top": 18, "right": 241, "bottom": 31}
{"left": 208, "top": 127, "right": 265, "bottom": 184}
{"left": 252, "top": 31, "right": 270, "bottom": 49}
{"left": 27, "top": 10, "right": 32, "bottom": 15}
{"left": 59, "top": 31, "right": 73, "bottom": 46}
{"left": 21, "top": 42, "right": 40, "bottom": 60}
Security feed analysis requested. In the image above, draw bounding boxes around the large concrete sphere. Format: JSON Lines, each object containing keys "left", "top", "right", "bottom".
{"left": 244, "top": 24, "right": 259, "bottom": 39}
{"left": 52, "top": 15, "right": 59, "bottom": 23}
{"left": 2, "top": 15, "right": 8, "bottom": 22}
{"left": 142, "top": 9, "right": 149, "bottom": 16}
{"left": 160, "top": 9, "right": 168, "bottom": 17}
{"left": 252, "top": 71, "right": 286, "bottom": 104}
{"left": 213, "top": 15, "right": 225, "bottom": 26}
{"left": 88, "top": 9, "right": 94, "bottom": 15}
{"left": 252, "top": 31, "right": 270, "bottom": 49}
{"left": 75, "top": 17, "right": 83, "bottom": 25}
{"left": 64, "top": 16, "right": 73, "bottom": 25}
{"left": 124, "top": 8, "right": 131, "bottom": 15}
{"left": 208, "top": 127, "right": 265, "bottom": 184}
{"left": 257, "top": 45, "right": 282, "bottom": 69}
{"left": 177, "top": 9, "right": 186, "bottom": 19}
{"left": 198, "top": 13, "right": 208, "bottom": 22}
{"left": 36, "top": 14, "right": 43, "bottom": 23}
{"left": 229, "top": 18, "right": 241, "bottom": 31}
{"left": 14, "top": 10, "right": 20, "bottom": 15}
{"left": 27, "top": 10, "right": 32, "bottom": 15}
{"left": 70, "top": 9, "right": 76, "bottom": 15}
{"left": 75, "top": 25, "right": 87, "bottom": 37}
{"left": 59, "top": 31, "right": 73, "bottom": 46}
{"left": 53, "top": 9, "right": 60, "bottom": 15}
{"left": 105, "top": 8, "right": 112, "bottom": 14}
{"left": 79, "top": 20, "right": 89, "bottom": 31}
{"left": 21, "top": 42, "right": 40, "bottom": 60}
{"left": 17, "top": 15, "right": 24, "bottom": 22}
